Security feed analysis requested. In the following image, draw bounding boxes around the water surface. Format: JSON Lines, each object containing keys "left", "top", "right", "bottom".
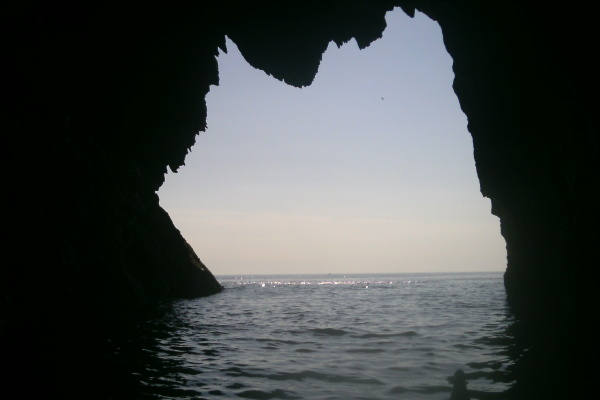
{"left": 112, "top": 272, "right": 515, "bottom": 399}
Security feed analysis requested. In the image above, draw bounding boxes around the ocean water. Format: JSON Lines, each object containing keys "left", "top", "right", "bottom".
{"left": 114, "top": 272, "right": 516, "bottom": 399}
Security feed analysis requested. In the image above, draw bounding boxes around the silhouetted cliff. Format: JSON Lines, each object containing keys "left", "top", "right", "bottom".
{"left": 1, "top": 1, "right": 598, "bottom": 399}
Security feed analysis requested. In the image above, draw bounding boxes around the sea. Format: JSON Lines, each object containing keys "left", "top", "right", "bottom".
{"left": 106, "top": 271, "right": 517, "bottom": 400}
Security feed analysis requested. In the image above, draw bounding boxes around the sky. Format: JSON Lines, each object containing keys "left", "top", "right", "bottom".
{"left": 158, "top": 9, "right": 507, "bottom": 276}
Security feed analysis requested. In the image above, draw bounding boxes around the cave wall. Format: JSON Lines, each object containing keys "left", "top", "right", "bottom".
{"left": 1, "top": 1, "right": 598, "bottom": 397}
{"left": 1, "top": 2, "right": 226, "bottom": 325}
{"left": 222, "top": 0, "right": 600, "bottom": 338}
{"left": 228, "top": 0, "right": 599, "bottom": 314}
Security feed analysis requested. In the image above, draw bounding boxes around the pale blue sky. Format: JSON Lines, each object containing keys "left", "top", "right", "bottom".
{"left": 158, "top": 10, "right": 507, "bottom": 275}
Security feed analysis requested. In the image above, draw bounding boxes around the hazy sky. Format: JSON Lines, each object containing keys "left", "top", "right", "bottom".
{"left": 158, "top": 10, "right": 507, "bottom": 276}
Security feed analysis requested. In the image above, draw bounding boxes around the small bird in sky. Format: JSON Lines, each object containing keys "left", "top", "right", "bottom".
{"left": 381, "top": 97, "right": 384, "bottom": 100}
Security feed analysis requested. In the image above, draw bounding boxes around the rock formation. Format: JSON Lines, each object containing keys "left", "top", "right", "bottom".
{"left": 1, "top": 1, "right": 597, "bottom": 399}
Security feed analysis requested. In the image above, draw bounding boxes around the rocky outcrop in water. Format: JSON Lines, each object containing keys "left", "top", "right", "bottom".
{"left": 1, "top": 1, "right": 598, "bottom": 399}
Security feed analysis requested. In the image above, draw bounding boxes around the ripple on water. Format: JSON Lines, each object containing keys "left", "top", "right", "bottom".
{"left": 352, "top": 330, "right": 418, "bottom": 339}
{"left": 310, "top": 328, "right": 349, "bottom": 336}
{"left": 345, "top": 348, "right": 386, "bottom": 354}
{"left": 222, "top": 367, "right": 384, "bottom": 385}
{"left": 114, "top": 273, "right": 514, "bottom": 400}
{"left": 255, "top": 338, "right": 304, "bottom": 345}
{"left": 236, "top": 388, "right": 302, "bottom": 399}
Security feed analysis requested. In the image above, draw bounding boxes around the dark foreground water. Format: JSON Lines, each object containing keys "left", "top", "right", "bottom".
{"left": 105, "top": 272, "right": 516, "bottom": 400}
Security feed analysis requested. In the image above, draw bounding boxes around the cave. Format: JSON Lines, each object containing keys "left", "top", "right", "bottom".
{"left": 1, "top": 1, "right": 598, "bottom": 399}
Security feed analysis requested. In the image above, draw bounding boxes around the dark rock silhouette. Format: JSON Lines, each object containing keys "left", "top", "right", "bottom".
{"left": 1, "top": 1, "right": 598, "bottom": 399}
{"left": 450, "top": 369, "right": 470, "bottom": 400}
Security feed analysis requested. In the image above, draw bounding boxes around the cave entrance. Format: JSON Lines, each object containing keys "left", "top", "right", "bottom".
{"left": 158, "top": 9, "right": 506, "bottom": 276}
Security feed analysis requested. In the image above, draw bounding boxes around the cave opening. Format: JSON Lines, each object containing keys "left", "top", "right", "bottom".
{"left": 2, "top": 3, "right": 596, "bottom": 399}
{"left": 158, "top": 9, "right": 506, "bottom": 276}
